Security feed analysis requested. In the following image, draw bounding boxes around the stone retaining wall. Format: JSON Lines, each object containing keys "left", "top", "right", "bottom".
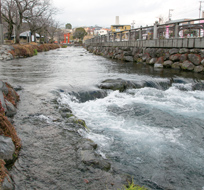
{"left": 85, "top": 45, "right": 204, "bottom": 73}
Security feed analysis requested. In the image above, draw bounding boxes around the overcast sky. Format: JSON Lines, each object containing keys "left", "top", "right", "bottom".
{"left": 52, "top": 0, "right": 200, "bottom": 28}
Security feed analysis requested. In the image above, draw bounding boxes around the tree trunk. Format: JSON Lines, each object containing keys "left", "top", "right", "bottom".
{"left": 15, "top": 24, "right": 20, "bottom": 44}
{"left": 7, "top": 23, "right": 13, "bottom": 40}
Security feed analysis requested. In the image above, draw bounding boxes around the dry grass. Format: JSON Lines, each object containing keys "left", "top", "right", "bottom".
{"left": 11, "top": 43, "right": 60, "bottom": 58}
{"left": 0, "top": 159, "right": 8, "bottom": 183}
{"left": 3, "top": 83, "right": 20, "bottom": 107}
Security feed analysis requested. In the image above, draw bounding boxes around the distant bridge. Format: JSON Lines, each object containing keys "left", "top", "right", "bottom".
{"left": 85, "top": 18, "right": 204, "bottom": 49}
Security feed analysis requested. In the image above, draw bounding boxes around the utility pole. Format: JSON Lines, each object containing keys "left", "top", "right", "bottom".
{"left": 168, "top": 9, "right": 174, "bottom": 21}
{"left": 199, "top": 1, "right": 204, "bottom": 18}
{"left": 0, "top": 0, "right": 4, "bottom": 45}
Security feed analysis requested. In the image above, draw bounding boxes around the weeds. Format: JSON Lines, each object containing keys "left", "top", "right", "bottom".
{"left": 119, "top": 181, "right": 148, "bottom": 190}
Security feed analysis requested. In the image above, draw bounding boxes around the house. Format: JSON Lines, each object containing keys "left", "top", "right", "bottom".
{"left": 111, "top": 25, "right": 131, "bottom": 32}
{"left": 12, "top": 31, "right": 41, "bottom": 43}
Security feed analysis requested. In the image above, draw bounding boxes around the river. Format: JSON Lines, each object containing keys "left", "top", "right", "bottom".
{"left": 0, "top": 46, "right": 204, "bottom": 190}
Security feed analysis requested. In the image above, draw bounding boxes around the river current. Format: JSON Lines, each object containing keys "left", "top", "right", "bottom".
{"left": 0, "top": 47, "right": 204, "bottom": 190}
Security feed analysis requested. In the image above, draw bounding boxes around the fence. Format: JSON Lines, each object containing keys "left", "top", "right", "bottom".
{"left": 85, "top": 18, "right": 204, "bottom": 48}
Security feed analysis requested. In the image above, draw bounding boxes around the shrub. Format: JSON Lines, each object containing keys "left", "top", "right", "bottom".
{"left": 33, "top": 49, "right": 38, "bottom": 55}
{"left": 61, "top": 45, "right": 67, "bottom": 48}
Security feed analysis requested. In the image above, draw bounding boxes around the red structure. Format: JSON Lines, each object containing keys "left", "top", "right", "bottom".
{"left": 63, "top": 33, "right": 70, "bottom": 44}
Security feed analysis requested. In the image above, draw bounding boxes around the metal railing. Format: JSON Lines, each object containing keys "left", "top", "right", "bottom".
{"left": 85, "top": 18, "right": 204, "bottom": 44}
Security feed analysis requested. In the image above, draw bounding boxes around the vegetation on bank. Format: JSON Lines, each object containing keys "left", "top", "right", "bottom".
{"left": 0, "top": 83, "right": 21, "bottom": 184}
{"left": 8, "top": 43, "right": 60, "bottom": 58}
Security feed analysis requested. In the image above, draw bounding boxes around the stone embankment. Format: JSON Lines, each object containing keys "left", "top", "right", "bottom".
{"left": 85, "top": 45, "right": 204, "bottom": 73}
{"left": 0, "top": 81, "right": 21, "bottom": 189}
{"left": 0, "top": 44, "right": 60, "bottom": 61}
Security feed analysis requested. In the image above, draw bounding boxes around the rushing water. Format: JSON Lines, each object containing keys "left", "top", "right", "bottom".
{"left": 0, "top": 47, "right": 204, "bottom": 190}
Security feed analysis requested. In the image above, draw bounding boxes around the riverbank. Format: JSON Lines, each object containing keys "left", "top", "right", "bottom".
{"left": 0, "top": 81, "right": 21, "bottom": 189}
{"left": 85, "top": 45, "right": 204, "bottom": 73}
{"left": 0, "top": 43, "right": 60, "bottom": 61}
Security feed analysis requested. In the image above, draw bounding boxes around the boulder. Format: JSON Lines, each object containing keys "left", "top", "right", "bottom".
{"left": 169, "top": 48, "right": 179, "bottom": 55}
{"left": 188, "top": 54, "right": 201, "bottom": 65}
{"left": 190, "top": 49, "right": 200, "bottom": 54}
{"left": 164, "top": 52, "right": 170, "bottom": 60}
{"left": 123, "top": 51, "right": 132, "bottom": 56}
{"left": 148, "top": 58, "right": 157, "bottom": 65}
{"left": 171, "top": 62, "right": 181, "bottom": 69}
{"left": 155, "top": 57, "right": 164, "bottom": 64}
{"left": 169, "top": 54, "right": 180, "bottom": 62}
{"left": 5, "top": 100, "right": 17, "bottom": 117}
{"left": 163, "top": 60, "right": 173, "bottom": 68}
{"left": 123, "top": 56, "right": 133, "bottom": 62}
{"left": 156, "top": 49, "right": 165, "bottom": 57}
{"left": 179, "top": 48, "right": 189, "bottom": 54}
{"left": 201, "top": 59, "right": 204, "bottom": 66}
{"left": 154, "top": 63, "right": 163, "bottom": 68}
{"left": 200, "top": 50, "right": 204, "bottom": 58}
{"left": 0, "top": 136, "right": 15, "bottom": 162}
{"left": 194, "top": 65, "right": 203, "bottom": 73}
{"left": 99, "top": 78, "right": 127, "bottom": 92}
{"left": 179, "top": 54, "right": 188, "bottom": 62}
{"left": 181, "top": 60, "right": 195, "bottom": 71}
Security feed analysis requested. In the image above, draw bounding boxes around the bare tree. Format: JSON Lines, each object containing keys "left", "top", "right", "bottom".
{"left": 46, "top": 19, "right": 61, "bottom": 42}
{"left": 25, "top": 0, "right": 56, "bottom": 42}
{"left": 14, "top": 0, "right": 39, "bottom": 43}
{"left": 1, "top": 0, "right": 16, "bottom": 40}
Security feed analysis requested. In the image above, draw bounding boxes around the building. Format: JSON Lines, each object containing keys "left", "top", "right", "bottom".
{"left": 111, "top": 25, "right": 131, "bottom": 32}
{"left": 111, "top": 16, "right": 131, "bottom": 32}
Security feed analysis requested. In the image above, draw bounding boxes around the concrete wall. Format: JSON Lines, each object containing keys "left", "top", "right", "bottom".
{"left": 85, "top": 38, "right": 204, "bottom": 49}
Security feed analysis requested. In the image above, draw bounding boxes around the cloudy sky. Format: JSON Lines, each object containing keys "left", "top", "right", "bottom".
{"left": 52, "top": 0, "right": 199, "bottom": 28}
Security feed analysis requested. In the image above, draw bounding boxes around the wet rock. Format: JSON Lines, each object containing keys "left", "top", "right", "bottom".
{"left": 154, "top": 63, "right": 163, "bottom": 68}
{"left": 169, "top": 48, "right": 179, "bottom": 55}
{"left": 188, "top": 54, "right": 201, "bottom": 65}
{"left": 99, "top": 79, "right": 127, "bottom": 92}
{"left": 171, "top": 62, "right": 181, "bottom": 69}
{"left": 5, "top": 100, "right": 17, "bottom": 117}
{"left": 59, "top": 106, "right": 73, "bottom": 118}
{"left": 148, "top": 58, "right": 157, "bottom": 65}
{"left": 78, "top": 139, "right": 97, "bottom": 150}
{"left": 194, "top": 65, "right": 203, "bottom": 73}
{"left": 123, "top": 56, "right": 133, "bottom": 62}
{"left": 99, "top": 79, "right": 143, "bottom": 92}
{"left": 192, "top": 82, "right": 204, "bottom": 90}
{"left": 1, "top": 174, "right": 14, "bottom": 190}
{"left": 66, "top": 116, "right": 88, "bottom": 129}
{"left": 70, "top": 90, "right": 107, "bottom": 103}
{"left": 163, "top": 60, "right": 173, "bottom": 68}
{"left": 181, "top": 60, "right": 195, "bottom": 71}
{"left": 79, "top": 150, "right": 111, "bottom": 171}
{"left": 0, "top": 136, "right": 15, "bottom": 163}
